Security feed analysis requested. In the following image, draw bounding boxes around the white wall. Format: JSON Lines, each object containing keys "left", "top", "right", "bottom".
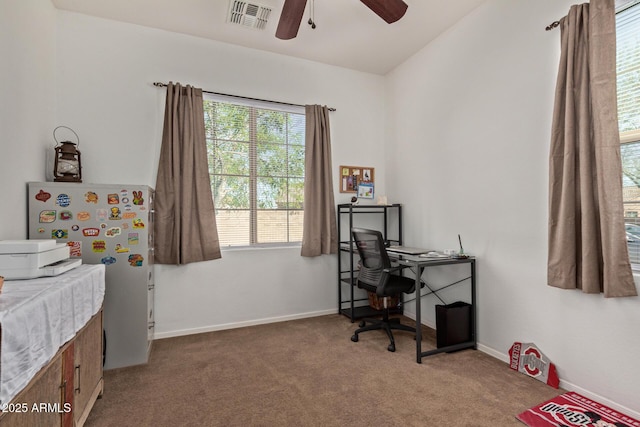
{"left": 0, "top": 0, "right": 57, "bottom": 238}
{"left": 4, "top": 0, "right": 639, "bottom": 416}
{"left": 386, "top": 0, "right": 640, "bottom": 416}
{"left": 53, "top": 12, "right": 387, "bottom": 337}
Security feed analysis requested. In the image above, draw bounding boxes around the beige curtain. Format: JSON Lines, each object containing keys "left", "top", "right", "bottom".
{"left": 548, "top": 0, "right": 637, "bottom": 297}
{"left": 155, "top": 82, "right": 221, "bottom": 264}
{"left": 301, "top": 105, "right": 338, "bottom": 257}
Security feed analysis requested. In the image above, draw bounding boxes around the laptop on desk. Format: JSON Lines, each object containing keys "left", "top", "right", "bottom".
{"left": 386, "top": 246, "right": 433, "bottom": 255}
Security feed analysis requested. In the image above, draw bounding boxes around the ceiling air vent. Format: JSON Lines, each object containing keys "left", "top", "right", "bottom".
{"left": 228, "top": 1, "right": 272, "bottom": 30}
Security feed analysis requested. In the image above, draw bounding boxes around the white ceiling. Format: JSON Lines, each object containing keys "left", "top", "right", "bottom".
{"left": 50, "top": 0, "right": 486, "bottom": 75}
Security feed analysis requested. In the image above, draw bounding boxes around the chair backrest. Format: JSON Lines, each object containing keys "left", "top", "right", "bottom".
{"left": 351, "top": 228, "right": 391, "bottom": 288}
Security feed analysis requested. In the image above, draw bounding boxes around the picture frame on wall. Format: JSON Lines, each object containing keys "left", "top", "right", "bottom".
{"left": 339, "top": 165, "right": 375, "bottom": 193}
{"left": 357, "top": 183, "right": 374, "bottom": 199}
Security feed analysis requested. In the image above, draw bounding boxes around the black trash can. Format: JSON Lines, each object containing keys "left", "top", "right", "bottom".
{"left": 436, "top": 301, "right": 471, "bottom": 348}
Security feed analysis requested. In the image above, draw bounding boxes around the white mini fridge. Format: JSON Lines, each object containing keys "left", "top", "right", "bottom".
{"left": 28, "top": 182, "right": 155, "bottom": 369}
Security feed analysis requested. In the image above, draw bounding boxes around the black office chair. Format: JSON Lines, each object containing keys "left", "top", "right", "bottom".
{"left": 350, "top": 228, "right": 417, "bottom": 352}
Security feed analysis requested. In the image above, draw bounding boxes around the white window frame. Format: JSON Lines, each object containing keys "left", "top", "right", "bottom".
{"left": 617, "top": 1, "right": 640, "bottom": 265}
{"left": 203, "top": 93, "right": 305, "bottom": 249}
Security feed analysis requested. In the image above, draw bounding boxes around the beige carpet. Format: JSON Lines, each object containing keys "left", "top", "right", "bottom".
{"left": 85, "top": 315, "right": 562, "bottom": 426}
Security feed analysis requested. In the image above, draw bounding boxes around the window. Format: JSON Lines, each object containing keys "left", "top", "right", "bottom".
{"left": 204, "top": 95, "right": 305, "bottom": 247}
{"left": 617, "top": 1, "right": 640, "bottom": 264}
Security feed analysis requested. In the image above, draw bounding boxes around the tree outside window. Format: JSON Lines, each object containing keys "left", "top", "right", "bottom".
{"left": 204, "top": 98, "right": 305, "bottom": 247}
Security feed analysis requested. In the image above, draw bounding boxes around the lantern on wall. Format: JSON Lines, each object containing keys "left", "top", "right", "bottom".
{"left": 53, "top": 126, "right": 82, "bottom": 183}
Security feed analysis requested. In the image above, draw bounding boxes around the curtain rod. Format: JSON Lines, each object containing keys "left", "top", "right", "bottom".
{"left": 153, "top": 82, "right": 336, "bottom": 112}
{"left": 546, "top": 0, "right": 639, "bottom": 31}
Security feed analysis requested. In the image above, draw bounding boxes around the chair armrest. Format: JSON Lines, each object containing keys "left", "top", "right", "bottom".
{"left": 383, "top": 265, "right": 409, "bottom": 275}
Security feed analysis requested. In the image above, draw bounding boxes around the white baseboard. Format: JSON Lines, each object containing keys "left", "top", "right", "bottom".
{"left": 152, "top": 309, "right": 337, "bottom": 340}
{"left": 555, "top": 380, "right": 640, "bottom": 420}
{"left": 477, "top": 342, "right": 509, "bottom": 363}
{"left": 479, "top": 345, "right": 640, "bottom": 419}
{"left": 404, "top": 310, "right": 640, "bottom": 419}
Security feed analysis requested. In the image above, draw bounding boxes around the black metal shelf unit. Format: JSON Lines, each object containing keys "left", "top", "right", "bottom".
{"left": 337, "top": 203, "right": 402, "bottom": 321}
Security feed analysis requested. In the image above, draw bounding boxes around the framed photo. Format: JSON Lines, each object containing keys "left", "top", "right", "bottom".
{"left": 339, "top": 165, "right": 375, "bottom": 193}
{"left": 357, "top": 183, "right": 374, "bottom": 199}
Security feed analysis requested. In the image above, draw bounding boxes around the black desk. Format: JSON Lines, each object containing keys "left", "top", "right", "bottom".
{"left": 398, "top": 256, "right": 477, "bottom": 363}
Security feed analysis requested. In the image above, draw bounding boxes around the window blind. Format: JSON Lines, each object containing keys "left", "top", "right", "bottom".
{"left": 617, "top": 1, "right": 640, "bottom": 137}
{"left": 617, "top": 1, "right": 640, "bottom": 264}
{"left": 203, "top": 93, "right": 305, "bottom": 247}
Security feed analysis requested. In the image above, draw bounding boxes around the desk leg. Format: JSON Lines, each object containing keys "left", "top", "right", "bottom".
{"left": 471, "top": 259, "right": 477, "bottom": 349}
{"left": 415, "top": 265, "right": 423, "bottom": 364}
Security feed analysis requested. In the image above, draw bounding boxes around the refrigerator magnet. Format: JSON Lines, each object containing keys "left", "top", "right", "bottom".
{"left": 52, "top": 229, "right": 68, "bottom": 239}
{"left": 132, "top": 191, "right": 144, "bottom": 206}
{"left": 105, "top": 227, "right": 121, "bottom": 238}
{"left": 67, "top": 241, "right": 82, "bottom": 257}
{"left": 115, "top": 244, "right": 130, "bottom": 253}
{"left": 85, "top": 192, "right": 99, "bottom": 203}
{"left": 39, "top": 210, "right": 56, "bottom": 223}
{"left": 101, "top": 256, "right": 116, "bottom": 265}
{"left": 82, "top": 228, "right": 99, "bottom": 237}
{"left": 128, "top": 254, "right": 144, "bottom": 267}
{"left": 56, "top": 194, "right": 71, "bottom": 207}
{"left": 59, "top": 210, "right": 73, "bottom": 221}
{"left": 109, "top": 207, "right": 121, "bottom": 220}
{"left": 96, "top": 209, "right": 108, "bottom": 222}
{"left": 35, "top": 190, "right": 52, "bottom": 202}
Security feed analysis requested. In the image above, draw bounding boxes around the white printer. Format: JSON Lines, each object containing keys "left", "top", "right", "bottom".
{"left": 0, "top": 240, "right": 82, "bottom": 280}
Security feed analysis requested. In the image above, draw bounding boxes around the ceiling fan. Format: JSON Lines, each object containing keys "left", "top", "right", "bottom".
{"left": 275, "top": 0, "right": 409, "bottom": 40}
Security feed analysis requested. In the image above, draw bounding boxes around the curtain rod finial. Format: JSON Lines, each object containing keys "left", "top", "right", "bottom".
{"left": 546, "top": 20, "right": 560, "bottom": 31}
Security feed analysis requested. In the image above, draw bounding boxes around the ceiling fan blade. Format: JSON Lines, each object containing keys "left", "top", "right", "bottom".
{"left": 360, "top": 0, "right": 408, "bottom": 24}
{"left": 276, "top": 0, "right": 308, "bottom": 40}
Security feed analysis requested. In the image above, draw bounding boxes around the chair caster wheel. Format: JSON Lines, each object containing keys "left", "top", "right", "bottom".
{"left": 387, "top": 344, "right": 396, "bottom": 352}
{"left": 351, "top": 335, "right": 359, "bottom": 342}
{"left": 359, "top": 320, "right": 366, "bottom": 327}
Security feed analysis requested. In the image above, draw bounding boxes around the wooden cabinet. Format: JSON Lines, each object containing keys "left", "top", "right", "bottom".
{"left": 0, "top": 311, "right": 103, "bottom": 427}
{"left": 0, "top": 355, "right": 64, "bottom": 427}
{"left": 73, "top": 313, "right": 103, "bottom": 426}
